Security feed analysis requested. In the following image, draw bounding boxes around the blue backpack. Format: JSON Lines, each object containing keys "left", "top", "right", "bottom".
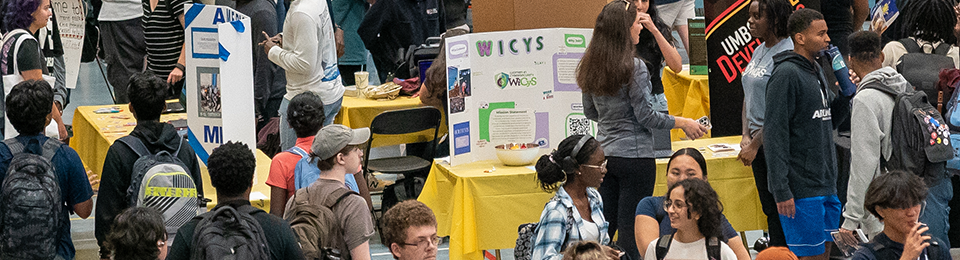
{"left": 288, "top": 147, "right": 359, "bottom": 192}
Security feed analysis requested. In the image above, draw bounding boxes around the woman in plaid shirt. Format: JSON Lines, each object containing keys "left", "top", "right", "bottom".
{"left": 531, "top": 135, "right": 621, "bottom": 260}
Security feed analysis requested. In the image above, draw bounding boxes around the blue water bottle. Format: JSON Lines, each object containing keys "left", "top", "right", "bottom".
{"left": 826, "top": 45, "right": 857, "bottom": 97}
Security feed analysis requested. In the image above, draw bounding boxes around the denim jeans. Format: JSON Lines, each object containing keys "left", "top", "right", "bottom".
{"left": 920, "top": 178, "right": 953, "bottom": 248}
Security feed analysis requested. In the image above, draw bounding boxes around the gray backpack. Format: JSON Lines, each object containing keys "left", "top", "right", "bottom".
{"left": 190, "top": 204, "right": 271, "bottom": 260}
{"left": 118, "top": 136, "right": 199, "bottom": 236}
{"left": 0, "top": 138, "right": 62, "bottom": 259}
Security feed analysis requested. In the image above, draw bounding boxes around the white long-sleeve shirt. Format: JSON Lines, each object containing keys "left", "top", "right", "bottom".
{"left": 268, "top": 0, "right": 344, "bottom": 104}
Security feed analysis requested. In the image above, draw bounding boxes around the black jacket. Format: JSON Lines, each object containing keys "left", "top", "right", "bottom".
{"left": 763, "top": 50, "right": 851, "bottom": 203}
{"left": 358, "top": 0, "right": 444, "bottom": 82}
{"left": 94, "top": 121, "right": 203, "bottom": 257}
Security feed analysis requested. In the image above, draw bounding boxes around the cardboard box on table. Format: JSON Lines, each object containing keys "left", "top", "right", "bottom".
{"left": 182, "top": 4, "right": 257, "bottom": 177}
{"left": 471, "top": 0, "right": 606, "bottom": 32}
{"left": 445, "top": 28, "right": 597, "bottom": 166}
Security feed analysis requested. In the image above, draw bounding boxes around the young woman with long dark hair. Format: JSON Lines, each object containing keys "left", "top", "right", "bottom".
{"left": 578, "top": 1, "right": 706, "bottom": 258}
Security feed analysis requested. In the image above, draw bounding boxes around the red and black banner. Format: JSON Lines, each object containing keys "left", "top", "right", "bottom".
{"left": 705, "top": 0, "right": 816, "bottom": 136}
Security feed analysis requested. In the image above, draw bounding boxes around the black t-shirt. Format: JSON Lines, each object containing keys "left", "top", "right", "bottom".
{"left": 3, "top": 34, "right": 48, "bottom": 75}
{"left": 821, "top": 0, "right": 852, "bottom": 32}
{"left": 635, "top": 35, "right": 665, "bottom": 95}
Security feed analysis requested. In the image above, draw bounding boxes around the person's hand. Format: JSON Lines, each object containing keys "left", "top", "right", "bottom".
{"left": 777, "top": 198, "right": 796, "bottom": 218}
{"left": 167, "top": 66, "right": 183, "bottom": 84}
{"left": 678, "top": 117, "right": 707, "bottom": 140}
{"left": 849, "top": 70, "right": 861, "bottom": 85}
{"left": 57, "top": 122, "right": 67, "bottom": 142}
{"left": 901, "top": 223, "right": 931, "bottom": 260}
{"left": 738, "top": 141, "right": 758, "bottom": 166}
{"left": 837, "top": 228, "right": 859, "bottom": 246}
{"left": 638, "top": 12, "right": 657, "bottom": 33}
{"left": 602, "top": 246, "right": 622, "bottom": 260}
{"left": 260, "top": 31, "right": 281, "bottom": 54}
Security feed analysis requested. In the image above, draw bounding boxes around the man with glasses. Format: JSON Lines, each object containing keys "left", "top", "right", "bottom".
{"left": 382, "top": 200, "right": 441, "bottom": 260}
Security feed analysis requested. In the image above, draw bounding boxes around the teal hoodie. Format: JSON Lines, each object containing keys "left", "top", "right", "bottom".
{"left": 763, "top": 50, "right": 851, "bottom": 202}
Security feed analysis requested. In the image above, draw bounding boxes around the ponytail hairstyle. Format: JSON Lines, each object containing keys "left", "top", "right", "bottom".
{"left": 535, "top": 135, "right": 601, "bottom": 192}
{"left": 577, "top": 0, "right": 639, "bottom": 97}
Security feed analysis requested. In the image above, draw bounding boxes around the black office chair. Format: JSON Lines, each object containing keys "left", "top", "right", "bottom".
{"left": 362, "top": 107, "right": 443, "bottom": 175}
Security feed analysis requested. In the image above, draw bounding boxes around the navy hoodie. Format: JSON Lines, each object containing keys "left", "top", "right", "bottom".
{"left": 763, "top": 50, "right": 851, "bottom": 203}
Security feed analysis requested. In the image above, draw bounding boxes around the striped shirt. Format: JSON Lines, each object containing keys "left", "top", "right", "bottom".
{"left": 142, "top": 0, "right": 187, "bottom": 77}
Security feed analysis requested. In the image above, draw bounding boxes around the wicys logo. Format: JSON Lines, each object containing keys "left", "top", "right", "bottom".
{"left": 495, "top": 71, "right": 538, "bottom": 89}
{"left": 495, "top": 73, "right": 510, "bottom": 89}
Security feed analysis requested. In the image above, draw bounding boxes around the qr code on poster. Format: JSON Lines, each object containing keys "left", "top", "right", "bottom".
{"left": 568, "top": 118, "right": 592, "bottom": 136}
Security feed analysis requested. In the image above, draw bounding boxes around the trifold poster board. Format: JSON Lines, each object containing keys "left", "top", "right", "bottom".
{"left": 445, "top": 28, "right": 594, "bottom": 166}
{"left": 183, "top": 4, "right": 256, "bottom": 170}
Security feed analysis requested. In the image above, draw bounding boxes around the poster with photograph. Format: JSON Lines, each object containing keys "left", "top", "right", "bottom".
{"left": 197, "top": 67, "right": 222, "bottom": 118}
{"left": 445, "top": 28, "right": 594, "bottom": 166}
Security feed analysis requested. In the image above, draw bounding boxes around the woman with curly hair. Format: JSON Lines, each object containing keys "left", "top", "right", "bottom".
{"left": 105, "top": 207, "right": 168, "bottom": 260}
{"left": 531, "top": 135, "right": 620, "bottom": 260}
{"left": 578, "top": 0, "right": 706, "bottom": 258}
{"left": 642, "top": 179, "right": 737, "bottom": 260}
{"left": 0, "top": 0, "right": 68, "bottom": 139}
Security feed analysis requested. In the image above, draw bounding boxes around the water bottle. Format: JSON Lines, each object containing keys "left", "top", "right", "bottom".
{"left": 826, "top": 45, "right": 857, "bottom": 97}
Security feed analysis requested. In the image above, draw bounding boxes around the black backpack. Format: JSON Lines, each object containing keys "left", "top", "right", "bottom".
{"left": 655, "top": 233, "right": 721, "bottom": 260}
{"left": 190, "top": 204, "right": 271, "bottom": 260}
{"left": 896, "top": 38, "right": 956, "bottom": 108}
{"left": 0, "top": 138, "right": 62, "bottom": 259}
{"left": 865, "top": 83, "right": 954, "bottom": 185}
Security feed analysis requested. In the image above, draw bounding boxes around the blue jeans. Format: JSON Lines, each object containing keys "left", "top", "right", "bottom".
{"left": 278, "top": 95, "right": 342, "bottom": 151}
{"left": 920, "top": 178, "right": 953, "bottom": 249}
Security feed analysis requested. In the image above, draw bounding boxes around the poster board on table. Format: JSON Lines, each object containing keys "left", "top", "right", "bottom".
{"left": 183, "top": 4, "right": 256, "bottom": 175}
{"left": 705, "top": 0, "right": 815, "bottom": 136}
{"left": 445, "top": 28, "right": 594, "bottom": 166}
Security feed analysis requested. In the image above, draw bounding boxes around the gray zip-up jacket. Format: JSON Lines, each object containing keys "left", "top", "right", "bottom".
{"left": 842, "top": 67, "right": 908, "bottom": 236}
{"left": 583, "top": 58, "right": 675, "bottom": 158}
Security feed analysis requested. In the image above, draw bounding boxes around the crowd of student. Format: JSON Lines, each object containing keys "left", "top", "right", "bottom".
{"left": 531, "top": 0, "right": 960, "bottom": 260}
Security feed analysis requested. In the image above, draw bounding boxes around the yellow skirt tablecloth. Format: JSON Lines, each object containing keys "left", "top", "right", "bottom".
{"left": 336, "top": 96, "right": 447, "bottom": 148}
{"left": 663, "top": 67, "right": 711, "bottom": 141}
{"left": 419, "top": 136, "right": 764, "bottom": 260}
{"left": 71, "top": 104, "right": 271, "bottom": 211}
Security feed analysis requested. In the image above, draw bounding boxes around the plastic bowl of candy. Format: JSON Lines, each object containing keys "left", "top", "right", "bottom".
{"left": 495, "top": 143, "right": 540, "bottom": 166}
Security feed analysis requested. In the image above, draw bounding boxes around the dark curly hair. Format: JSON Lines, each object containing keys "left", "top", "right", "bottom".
{"left": 848, "top": 30, "right": 882, "bottom": 62}
{"left": 208, "top": 141, "right": 256, "bottom": 197}
{"left": 535, "top": 135, "right": 601, "bottom": 192}
{"left": 287, "top": 92, "right": 325, "bottom": 138}
{"left": 0, "top": 0, "right": 43, "bottom": 33}
{"left": 897, "top": 0, "right": 958, "bottom": 44}
{"left": 787, "top": 8, "right": 823, "bottom": 37}
{"left": 757, "top": 0, "right": 793, "bottom": 39}
{"left": 666, "top": 148, "right": 708, "bottom": 178}
{"left": 864, "top": 170, "right": 928, "bottom": 221}
{"left": 105, "top": 207, "right": 166, "bottom": 260}
{"left": 6, "top": 79, "right": 53, "bottom": 135}
{"left": 381, "top": 200, "right": 437, "bottom": 251}
{"left": 666, "top": 179, "right": 724, "bottom": 239}
{"left": 128, "top": 71, "right": 170, "bottom": 121}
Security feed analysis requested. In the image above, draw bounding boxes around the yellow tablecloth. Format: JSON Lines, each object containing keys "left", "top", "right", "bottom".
{"left": 71, "top": 104, "right": 271, "bottom": 211}
{"left": 419, "top": 136, "right": 764, "bottom": 260}
{"left": 335, "top": 96, "right": 447, "bottom": 148}
{"left": 663, "top": 67, "right": 711, "bottom": 141}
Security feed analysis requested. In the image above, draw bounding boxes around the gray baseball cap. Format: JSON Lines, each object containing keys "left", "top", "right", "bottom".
{"left": 311, "top": 124, "right": 371, "bottom": 160}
